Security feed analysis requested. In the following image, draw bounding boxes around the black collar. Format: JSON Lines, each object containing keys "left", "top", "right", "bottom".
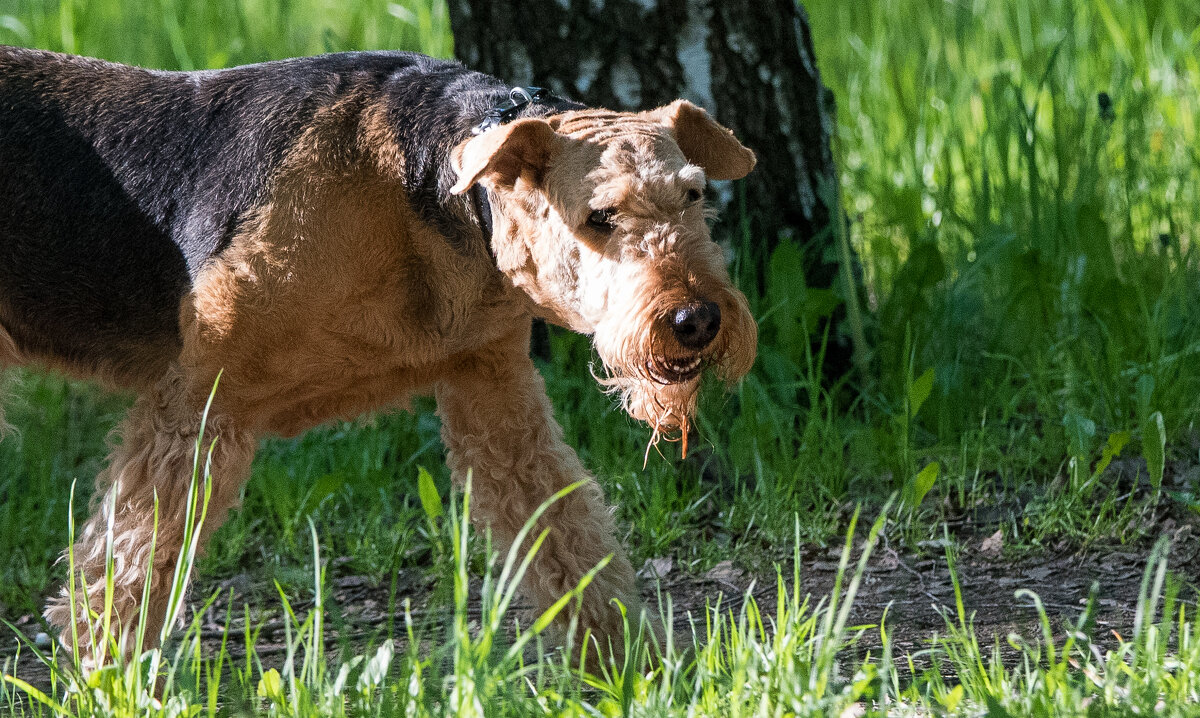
{"left": 470, "top": 183, "right": 494, "bottom": 244}
{"left": 471, "top": 86, "right": 551, "bottom": 135}
{"left": 469, "top": 86, "right": 554, "bottom": 243}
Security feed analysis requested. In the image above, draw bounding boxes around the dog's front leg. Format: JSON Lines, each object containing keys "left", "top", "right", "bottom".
{"left": 435, "top": 326, "right": 654, "bottom": 666}
{"left": 44, "top": 366, "right": 256, "bottom": 670}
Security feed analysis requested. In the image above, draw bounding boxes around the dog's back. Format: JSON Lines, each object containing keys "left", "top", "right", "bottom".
{"left": 0, "top": 47, "right": 497, "bottom": 386}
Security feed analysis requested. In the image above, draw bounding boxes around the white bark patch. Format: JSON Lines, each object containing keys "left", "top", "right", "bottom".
{"left": 610, "top": 55, "right": 642, "bottom": 107}
{"left": 725, "top": 30, "right": 747, "bottom": 57}
{"left": 793, "top": 14, "right": 817, "bottom": 76}
{"left": 676, "top": 0, "right": 714, "bottom": 109}
{"left": 576, "top": 55, "right": 603, "bottom": 95}
{"left": 769, "top": 72, "right": 816, "bottom": 221}
{"left": 711, "top": 178, "right": 734, "bottom": 208}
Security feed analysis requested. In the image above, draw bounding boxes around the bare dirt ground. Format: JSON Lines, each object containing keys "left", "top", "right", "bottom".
{"left": 655, "top": 519, "right": 1198, "bottom": 671}
{"left": 6, "top": 510, "right": 1197, "bottom": 692}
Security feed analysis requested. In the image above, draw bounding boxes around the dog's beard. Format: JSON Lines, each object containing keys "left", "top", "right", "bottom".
{"left": 593, "top": 286, "right": 757, "bottom": 459}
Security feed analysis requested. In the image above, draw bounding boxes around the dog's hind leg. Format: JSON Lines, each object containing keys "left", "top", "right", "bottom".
{"left": 44, "top": 364, "right": 257, "bottom": 669}
{"left": 436, "top": 325, "right": 658, "bottom": 668}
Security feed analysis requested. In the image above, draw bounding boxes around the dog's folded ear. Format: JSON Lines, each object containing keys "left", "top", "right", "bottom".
{"left": 450, "top": 118, "right": 563, "bottom": 194}
{"left": 646, "top": 100, "right": 756, "bottom": 181}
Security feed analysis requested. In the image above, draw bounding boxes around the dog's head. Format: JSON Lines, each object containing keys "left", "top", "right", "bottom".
{"left": 450, "top": 100, "right": 757, "bottom": 438}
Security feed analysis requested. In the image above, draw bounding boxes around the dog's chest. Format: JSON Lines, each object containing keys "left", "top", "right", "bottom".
{"left": 183, "top": 172, "right": 523, "bottom": 432}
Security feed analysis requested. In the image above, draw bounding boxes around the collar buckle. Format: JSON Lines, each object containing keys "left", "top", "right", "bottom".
{"left": 471, "top": 86, "right": 551, "bottom": 135}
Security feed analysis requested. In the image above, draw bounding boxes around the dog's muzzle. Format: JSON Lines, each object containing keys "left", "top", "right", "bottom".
{"left": 669, "top": 301, "right": 721, "bottom": 351}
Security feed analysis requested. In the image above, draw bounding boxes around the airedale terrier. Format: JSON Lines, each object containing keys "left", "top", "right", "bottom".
{"left": 0, "top": 46, "right": 757, "bottom": 665}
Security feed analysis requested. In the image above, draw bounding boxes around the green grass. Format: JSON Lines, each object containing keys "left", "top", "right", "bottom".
{"left": 2, "top": 0, "right": 1200, "bottom": 713}
{"left": 807, "top": 0, "right": 1200, "bottom": 469}
{"left": 0, "top": 0, "right": 451, "bottom": 65}
{"left": 3, "top": 470, "right": 1198, "bottom": 716}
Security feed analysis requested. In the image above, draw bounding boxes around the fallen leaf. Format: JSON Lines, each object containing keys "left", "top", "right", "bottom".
{"left": 1170, "top": 525, "right": 1197, "bottom": 562}
{"left": 335, "top": 576, "right": 369, "bottom": 589}
{"left": 706, "top": 559, "right": 742, "bottom": 584}
{"left": 638, "top": 556, "right": 673, "bottom": 579}
{"left": 874, "top": 550, "right": 900, "bottom": 572}
{"left": 980, "top": 529, "right": 1003, "bottom": 558}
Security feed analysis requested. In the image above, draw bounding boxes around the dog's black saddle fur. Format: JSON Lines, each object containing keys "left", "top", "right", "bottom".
{"left": 0, "top": 47, "right": 580, "bottom": 375}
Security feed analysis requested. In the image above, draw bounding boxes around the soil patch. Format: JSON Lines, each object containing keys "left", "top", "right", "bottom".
{"left": 5, "top": 521, "right": 1198, "bottom": 693}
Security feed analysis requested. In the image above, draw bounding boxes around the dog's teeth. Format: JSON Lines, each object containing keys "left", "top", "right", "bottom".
{"left": 650, "top": 357, "right": 703, "bottom": 383}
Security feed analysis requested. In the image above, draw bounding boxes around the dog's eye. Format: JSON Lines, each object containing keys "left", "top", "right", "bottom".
{"left": 587, "top": 208, "right": 617, "bottom": 231}
{"left": 686, "top": 189, "right": 702, "bottom": 203}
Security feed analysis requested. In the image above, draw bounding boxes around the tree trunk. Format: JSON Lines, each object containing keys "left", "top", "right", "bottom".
{"left": 449, "top": 0, "right": 860, "bottom": 379}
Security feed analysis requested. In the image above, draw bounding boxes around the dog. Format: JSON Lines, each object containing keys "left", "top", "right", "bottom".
{"left": 0, "top": 45, "right": 757, "bottom": 667}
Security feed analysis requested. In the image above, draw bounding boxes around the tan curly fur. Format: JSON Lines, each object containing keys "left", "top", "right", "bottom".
{"left": 18, "top": 92, "right": 756, "bottom": 670}
{"left": 43, "top": 367, "right": 256, "bottom": 668}
{"left": 455, "top": 103, "right": 758, "bottom": 438}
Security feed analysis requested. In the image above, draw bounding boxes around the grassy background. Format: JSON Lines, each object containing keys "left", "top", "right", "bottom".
{"left": 1, "top": 0, "right": 1199, "bottom": 714}
{"left": 0, "top": 0, "right": 1197, "bottom": 649}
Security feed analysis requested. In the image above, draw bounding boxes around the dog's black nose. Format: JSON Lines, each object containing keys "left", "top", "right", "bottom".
{"left": 670, "top": 301, "right": 721, "bottom": 350}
